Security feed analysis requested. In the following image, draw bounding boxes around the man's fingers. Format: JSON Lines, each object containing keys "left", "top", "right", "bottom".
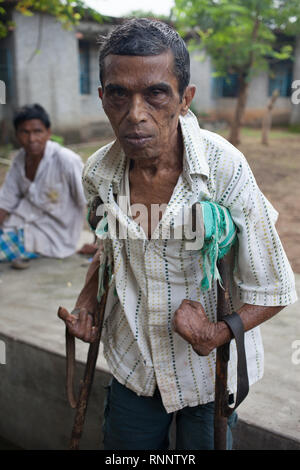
{"left": 58, "top": 306, "right": 96, "bottom": 342}
{"left": 82, "top": 314, "right": 95, "bottom": 342}
{"left": 58, "top": 306, "right": 72, "bottom": 322}
{"left": 76, "top": 308, "right": 89, "bottom": 337}
{"left": 90, "top": 326, "right": 99, "bottom": 343}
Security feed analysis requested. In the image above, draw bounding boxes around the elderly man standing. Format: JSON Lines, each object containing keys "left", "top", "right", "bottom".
{"left": 59, "top": 19, "right": 297, "bottom": 450}
{"left": 0, "top": 104, "right": 87, "bottom": 267}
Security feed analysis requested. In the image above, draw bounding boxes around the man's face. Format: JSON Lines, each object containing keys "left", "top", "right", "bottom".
{"left": 99, "top": 51, "right": 195, "bottom": 161}
{"left": 16, "top": 119, "right": 51, "bottom": 158}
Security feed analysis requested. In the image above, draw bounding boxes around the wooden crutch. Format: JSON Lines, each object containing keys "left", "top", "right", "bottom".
{"left": 58, "top": 251, "right": 110, "bottom": 450}
{"left": 214, "top": 249, "right": 249, "bottom": 450}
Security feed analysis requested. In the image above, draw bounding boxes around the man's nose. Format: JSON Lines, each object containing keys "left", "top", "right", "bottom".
{"left": 126, "top": 95, "right": 147, "bottom": 124}
{"left": 28, "top": 132, "right": 37, "bottom": 142}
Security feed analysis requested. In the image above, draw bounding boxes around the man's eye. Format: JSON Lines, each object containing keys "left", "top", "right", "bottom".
{"left": 108, "top": 88, "right": 127, "bottom": 98}
{"left": 115, "top": 89, "right": 126, "bottom": 97}
{"left": 150, "top": 89, "right": 164, "bottom": 97}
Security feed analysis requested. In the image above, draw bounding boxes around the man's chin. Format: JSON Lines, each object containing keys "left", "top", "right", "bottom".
{"left": 121, "top": 144, "right": 158, "bottom": 161}
{"left": 25, "top": 146, "right": 46, "bottom": 158}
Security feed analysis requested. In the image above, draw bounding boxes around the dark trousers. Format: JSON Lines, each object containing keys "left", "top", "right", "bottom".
{"left": 103, "top": 377, "right": 237, "bottom": 450}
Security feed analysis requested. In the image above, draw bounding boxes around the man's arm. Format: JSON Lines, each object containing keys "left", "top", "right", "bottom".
{"left": 173, "top": 300, "right": 284, "bottom": 356}
{"left": 0, "top": 208, "right": 9, "bottom": 226}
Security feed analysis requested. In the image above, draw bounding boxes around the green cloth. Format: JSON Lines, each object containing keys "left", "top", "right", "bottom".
{"left": 199, "top": 201, "right": 237, "bottom": 291}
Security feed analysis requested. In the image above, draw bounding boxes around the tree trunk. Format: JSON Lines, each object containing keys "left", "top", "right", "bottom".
{"left": 228, "top": 75, "right": 249, "bottom": 147}
{"left": 261, "top": 89, "right": 279, "bottom": 145}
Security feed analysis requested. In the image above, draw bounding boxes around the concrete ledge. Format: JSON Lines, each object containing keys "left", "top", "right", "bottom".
{"left": 0, "top": 333, "right": 111, "bottom": 450}
{"left": 232, "top": 421, "right": 300, "bottom": 450}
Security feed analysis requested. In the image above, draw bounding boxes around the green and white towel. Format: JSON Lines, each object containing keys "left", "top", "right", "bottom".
{"left": 199, "top": 201, "right": 237, "bottom": 291}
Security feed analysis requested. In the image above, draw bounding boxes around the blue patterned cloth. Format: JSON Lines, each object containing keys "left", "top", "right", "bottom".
{"left": 0, "top": 229, "right": 39, "bottom": 262}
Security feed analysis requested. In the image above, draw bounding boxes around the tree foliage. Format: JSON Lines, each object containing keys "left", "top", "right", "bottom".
{"left": 172, "top": 0, "right": 300, "bottom": 144}
{"left": 0, "top": 0, "right": 103, "bottom": 39}
{"left": 172, "top": 0, "right": 300, "bottom": 80}
{"left": 126, "top": 9, "right": 171, "bottom": 22}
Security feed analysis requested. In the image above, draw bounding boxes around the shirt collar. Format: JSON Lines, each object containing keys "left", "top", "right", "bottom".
{"left": 179, "top": 110, "right": 210, "bottom": 183}
{"left": 98, "top": 110, "right": 209, "bottom": 190}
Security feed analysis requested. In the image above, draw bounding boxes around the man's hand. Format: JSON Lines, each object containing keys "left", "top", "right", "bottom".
{"left": 58, "top": 306, "right": 99, "bottom": 343}
{"left": 172, "top": 299, "right": 221, "bottom": 356}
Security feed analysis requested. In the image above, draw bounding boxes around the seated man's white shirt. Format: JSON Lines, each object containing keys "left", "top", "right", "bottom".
{"left": 0, "top": 140, "right": 86, "bottom": 258}
{"left": 83, "top": 111, "right": 298, "bottom": 413}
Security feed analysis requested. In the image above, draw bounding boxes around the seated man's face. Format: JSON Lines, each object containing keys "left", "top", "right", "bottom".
{"left": 16, "top": 119, "right": 51, "bottom": 159}
{"left": 99, "top": 50, "right": 194, "bottom": 161}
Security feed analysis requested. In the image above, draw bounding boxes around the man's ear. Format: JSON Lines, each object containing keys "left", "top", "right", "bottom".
{"left": 98, "top": 87, "right": 103, "bottom": 100}
{"left": 180, "top": 85, "right": 196, "bottom": 116}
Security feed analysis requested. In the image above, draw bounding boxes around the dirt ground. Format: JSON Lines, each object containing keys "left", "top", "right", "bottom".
{"left": 0, "top": 131, "right": 299, "bottom": 272}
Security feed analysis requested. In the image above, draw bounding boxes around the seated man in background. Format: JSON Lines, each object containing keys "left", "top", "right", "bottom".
{"left": 0, "top": 103, "right": 87, "bottom": 268}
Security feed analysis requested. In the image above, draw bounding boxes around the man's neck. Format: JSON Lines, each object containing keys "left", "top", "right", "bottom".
{"left": 130, "top": 130, "right": 184, "bottom": 178}
{"left": 25, "top": 152, "right": 44, "bottom": 181}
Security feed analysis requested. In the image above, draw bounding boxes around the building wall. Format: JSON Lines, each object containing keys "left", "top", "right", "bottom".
{"left": 190, "top": 50, "right": 215, "bottom": 113}
{"left": 11, "top": 12, "right": 112, "bottom": 141}
{"left": 12, "top": 11, "right": 81, "bottom": 139}
{"left": 191, "top": 55, "right": 292, "bottom": 126}
{"left": 0, "top": 31, "right": 17, "bottom": 143}
{"left": 215, "top": 72, "right": 291, "bottom": 126}
{"left": 78, "top": 41, "right": 108, "bottom": 132}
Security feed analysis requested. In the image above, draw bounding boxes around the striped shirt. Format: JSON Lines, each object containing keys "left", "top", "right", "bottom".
{"left": 83, "top": 110, "right": 297, "bottom": 413}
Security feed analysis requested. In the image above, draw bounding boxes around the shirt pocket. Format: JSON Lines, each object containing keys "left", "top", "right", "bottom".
{"left": 40, "top": 182, "right": 65, "bottom": 213}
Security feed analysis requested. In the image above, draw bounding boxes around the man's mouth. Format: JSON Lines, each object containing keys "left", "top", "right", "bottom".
{"left": 123, "top": 133, "right": 153, "bottom": 147}
{"left": 28, "top": 144, "right": 41, "bottom": 150}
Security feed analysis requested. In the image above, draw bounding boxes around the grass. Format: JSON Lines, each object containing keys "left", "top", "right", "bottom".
{"left": 218, "top": 127, "right": 300, "bottom": 140}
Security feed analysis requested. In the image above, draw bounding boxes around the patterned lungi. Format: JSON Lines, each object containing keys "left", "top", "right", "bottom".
{"left": 0, "top": 228, "right": 38, "bottom": 261}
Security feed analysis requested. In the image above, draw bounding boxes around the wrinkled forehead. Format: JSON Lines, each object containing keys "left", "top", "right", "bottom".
{"left": 102, "top": 51, "right": 179, "bottom": 90}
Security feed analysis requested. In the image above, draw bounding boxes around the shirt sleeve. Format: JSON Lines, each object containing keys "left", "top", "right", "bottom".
{"left": 82, "top": 150, "right": 104, "bottom": 206}
{"left": 61, "top": 149, "right": 87, "bottom": 208}
{"left": 0, "top": 160, "right": 22, "bottom": 213}
{"left": 213, "top": 148, "right": 298, "bottom": 307}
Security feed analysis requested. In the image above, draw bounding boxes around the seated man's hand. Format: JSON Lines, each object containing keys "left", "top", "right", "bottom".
{"left": 172, "top": 299, "right": 219, "bottom": 356}
{"left": 58, "top": 306, "right": 98, "bottom": 343}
